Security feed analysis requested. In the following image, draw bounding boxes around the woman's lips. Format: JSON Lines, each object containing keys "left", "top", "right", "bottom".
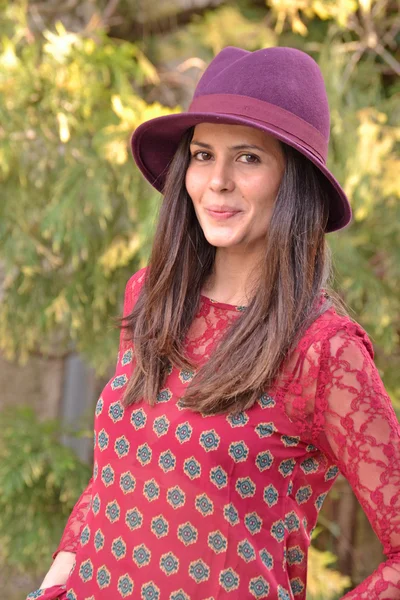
{"left": 205, "top": 207, "right": 242, "bottom": 220}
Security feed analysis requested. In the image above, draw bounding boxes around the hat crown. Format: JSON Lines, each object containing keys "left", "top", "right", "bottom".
{"left": 194, "top": 46, "right": 330, "bottom": 139}
{"left": 130, "top": 45, "right": 352, "bottom": 231}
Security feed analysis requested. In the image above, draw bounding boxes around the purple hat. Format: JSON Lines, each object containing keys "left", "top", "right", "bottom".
{"left": 130, "top": 46, "right": 352, "bottom": 233}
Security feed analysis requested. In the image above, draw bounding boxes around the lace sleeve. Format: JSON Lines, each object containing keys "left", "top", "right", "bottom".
{"left": 53, "top": 477, "right": 93, "bottom": 558}
{"left": 118, "top": 266, "right": 147, "bottom": 357}
{"left": 313, "top": 323, "right": 400, "bottom": 599}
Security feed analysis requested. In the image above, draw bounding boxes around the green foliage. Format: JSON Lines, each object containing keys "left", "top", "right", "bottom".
{"left": 0, "top": 406, "right": 91, "bottom": 573}
{"left": 188, "top": 5, "right": 277, "bottom": 54}
{"left": 1, "top": 0, "right": 399, "bottom": 590}
{"left": 307, "top": 544, "right": 351, "bottom": 599}
{"left": 317, "top": 40, "right": 400, "bottom": 408}
{"left": 266, "top": 0, "right": 358, "bottom": 35}
{"left": 1, "top": 2, "right": 398, "bottom": 393}
{"left": 0, "top": 9, "right": 177, "bottom": 372}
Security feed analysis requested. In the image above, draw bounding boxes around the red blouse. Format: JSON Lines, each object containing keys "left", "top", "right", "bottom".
{"left": 27, "top": 268, "right": 400, "bottom": 600}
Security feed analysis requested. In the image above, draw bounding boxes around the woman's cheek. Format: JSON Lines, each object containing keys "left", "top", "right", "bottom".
{"left": 185, "top": 165, "right": 198, "bottom": 196}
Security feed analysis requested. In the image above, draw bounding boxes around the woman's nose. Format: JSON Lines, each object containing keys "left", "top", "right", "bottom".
{"left": 208, "top": 160, "right": 235, "bottom": 193}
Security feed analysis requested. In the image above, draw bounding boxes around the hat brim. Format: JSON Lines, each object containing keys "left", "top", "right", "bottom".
{"left": 130, "top": 112, "right": 351, "bottom": 233}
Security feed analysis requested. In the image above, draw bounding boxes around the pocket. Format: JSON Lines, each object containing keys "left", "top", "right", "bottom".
{"left": 26, "top": 584, "right": 67, "bottom": 600}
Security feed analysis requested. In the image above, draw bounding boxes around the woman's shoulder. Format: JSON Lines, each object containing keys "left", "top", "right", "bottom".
{"left": 123, "top": 266, "right": 148, "bottom": 315}
{"left": 125, "top": 266, "right": 148, "bottom": 292}
{"left": 300, "top": 303, "right": 374, "bottom": 361}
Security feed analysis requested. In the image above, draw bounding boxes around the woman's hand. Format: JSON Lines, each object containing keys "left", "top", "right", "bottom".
{"left": 39, "top": 551, "right": 76, "bottom": 589}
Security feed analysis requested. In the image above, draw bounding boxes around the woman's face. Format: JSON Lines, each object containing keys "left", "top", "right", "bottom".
{"left": 185, "top": 123, "right": 286, "bottom": 254}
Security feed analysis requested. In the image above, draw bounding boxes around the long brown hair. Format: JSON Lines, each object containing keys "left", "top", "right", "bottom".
{"left": 121, "top": 126, "right": 345, "bottom": 414}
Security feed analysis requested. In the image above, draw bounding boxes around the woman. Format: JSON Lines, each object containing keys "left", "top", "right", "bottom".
{"left": 28, "top": 47, "right": 400, "bottom": 600}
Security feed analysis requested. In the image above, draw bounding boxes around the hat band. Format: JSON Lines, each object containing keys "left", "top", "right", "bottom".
{"left": 189, "top": 94, "right": 328, "bottom": 164}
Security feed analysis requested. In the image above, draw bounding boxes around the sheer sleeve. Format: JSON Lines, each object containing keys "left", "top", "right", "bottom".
{"left": 312, "top": 322, "right": 400, "bottom": 599}
{"left": 117, "top": 266, "right": 147, "bottom": 358}
{"left": 53, "top": 478, "right": 94, "bottom": 558}
{"left": 53, "top": 268, "right": 147, "bottom": 559}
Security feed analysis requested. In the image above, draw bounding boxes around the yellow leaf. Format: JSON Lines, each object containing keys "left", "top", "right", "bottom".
{"left": 0, "top": 40, "right": 19, "bottom": 69}
{"left": 84, "top": 38, "right": 96, "bottom": 55}
{"left": 45, "top": 294, "right": 69, "bottom": 324}
{"left": 292, "top": 14, "right": 308, "bottom": 35}
{"left": 57, "top": 113, "right": 70, "bottom": 143}
{"left": 43, "top": 23, "right": 81, "bottom": 63}
{"left": 111, "top": 95, "right": 137, "bottom": 126}
{"left": 21, "top": 266, "right": 39, "bottom": 277}
{"left": 55, "top": 21, "right": 67, "bottom": 36}
{"left": 359, "top": 0, "right": 371, "bottom": 13}
{"left": 135, "top": 48, "right": 160, "bottom": 85}
{"left": 104, "top": 140, "right": 128, "bottom": 165}
{"left": 99, "top": 236, "right": 141, "bottom": 275}
{"left": 380, "top": 314, "right": 390, "bottom": 327}
{"left": 354, "top": 205, "right": 368, "bottom": 221}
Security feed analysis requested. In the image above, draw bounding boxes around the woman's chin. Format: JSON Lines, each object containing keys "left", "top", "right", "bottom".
{"left": 204, "top": 235, "right": 240, "bottom": 249}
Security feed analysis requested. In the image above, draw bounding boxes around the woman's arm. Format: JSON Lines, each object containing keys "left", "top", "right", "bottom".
{"left": 314, "top": 324, "right": 400, "bottom": 599}
{"left": 52, "top": 477, "right": 94, "bottom": 559}
{"left": 39, "top": 551, "right": 76, "bottom": 588}
{"left": 38, "top": 477, "right": 93, "bottom": 588}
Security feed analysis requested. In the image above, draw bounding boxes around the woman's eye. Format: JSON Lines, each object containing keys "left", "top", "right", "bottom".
{"left": 239, "top": 154, "right": 259, "bottom": 163}
{"left": 190, "top": 151, "right": 259, "bottom": 163}
{"left": 192, "top": 151, "right": 211, "bottom": 161}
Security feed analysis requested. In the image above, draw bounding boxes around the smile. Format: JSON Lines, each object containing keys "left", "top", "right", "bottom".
{"left": 205, "top": 207, "right": 242, "bottom": 220}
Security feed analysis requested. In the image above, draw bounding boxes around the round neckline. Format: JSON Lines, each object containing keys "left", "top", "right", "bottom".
{"left": 199, "top": 289, "right": 329, "bottom": 311}
{"left": 200, "top": 294, "right": 247, "bottom": 311}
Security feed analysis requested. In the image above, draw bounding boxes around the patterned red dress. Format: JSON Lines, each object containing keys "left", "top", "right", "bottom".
{"left": 27, "top": 268, "right": 400, "bottom": 600}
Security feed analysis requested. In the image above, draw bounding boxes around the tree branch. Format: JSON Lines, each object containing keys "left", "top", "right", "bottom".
{"left": 374, "top": 42, "right": 400, "bottom": 75}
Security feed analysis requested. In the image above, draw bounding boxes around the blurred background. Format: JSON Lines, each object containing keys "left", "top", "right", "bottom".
{"left": 0, "top": 0, "right": 399, "bottom": 597}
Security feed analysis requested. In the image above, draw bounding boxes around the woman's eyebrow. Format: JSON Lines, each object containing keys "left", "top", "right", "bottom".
{"left": 190, "top": 140, "right": 267, "bottom": 153}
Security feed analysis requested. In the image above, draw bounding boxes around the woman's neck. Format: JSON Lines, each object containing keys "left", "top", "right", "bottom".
{"left": 202, "top": 247, "right": 262, "bottom": 306}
